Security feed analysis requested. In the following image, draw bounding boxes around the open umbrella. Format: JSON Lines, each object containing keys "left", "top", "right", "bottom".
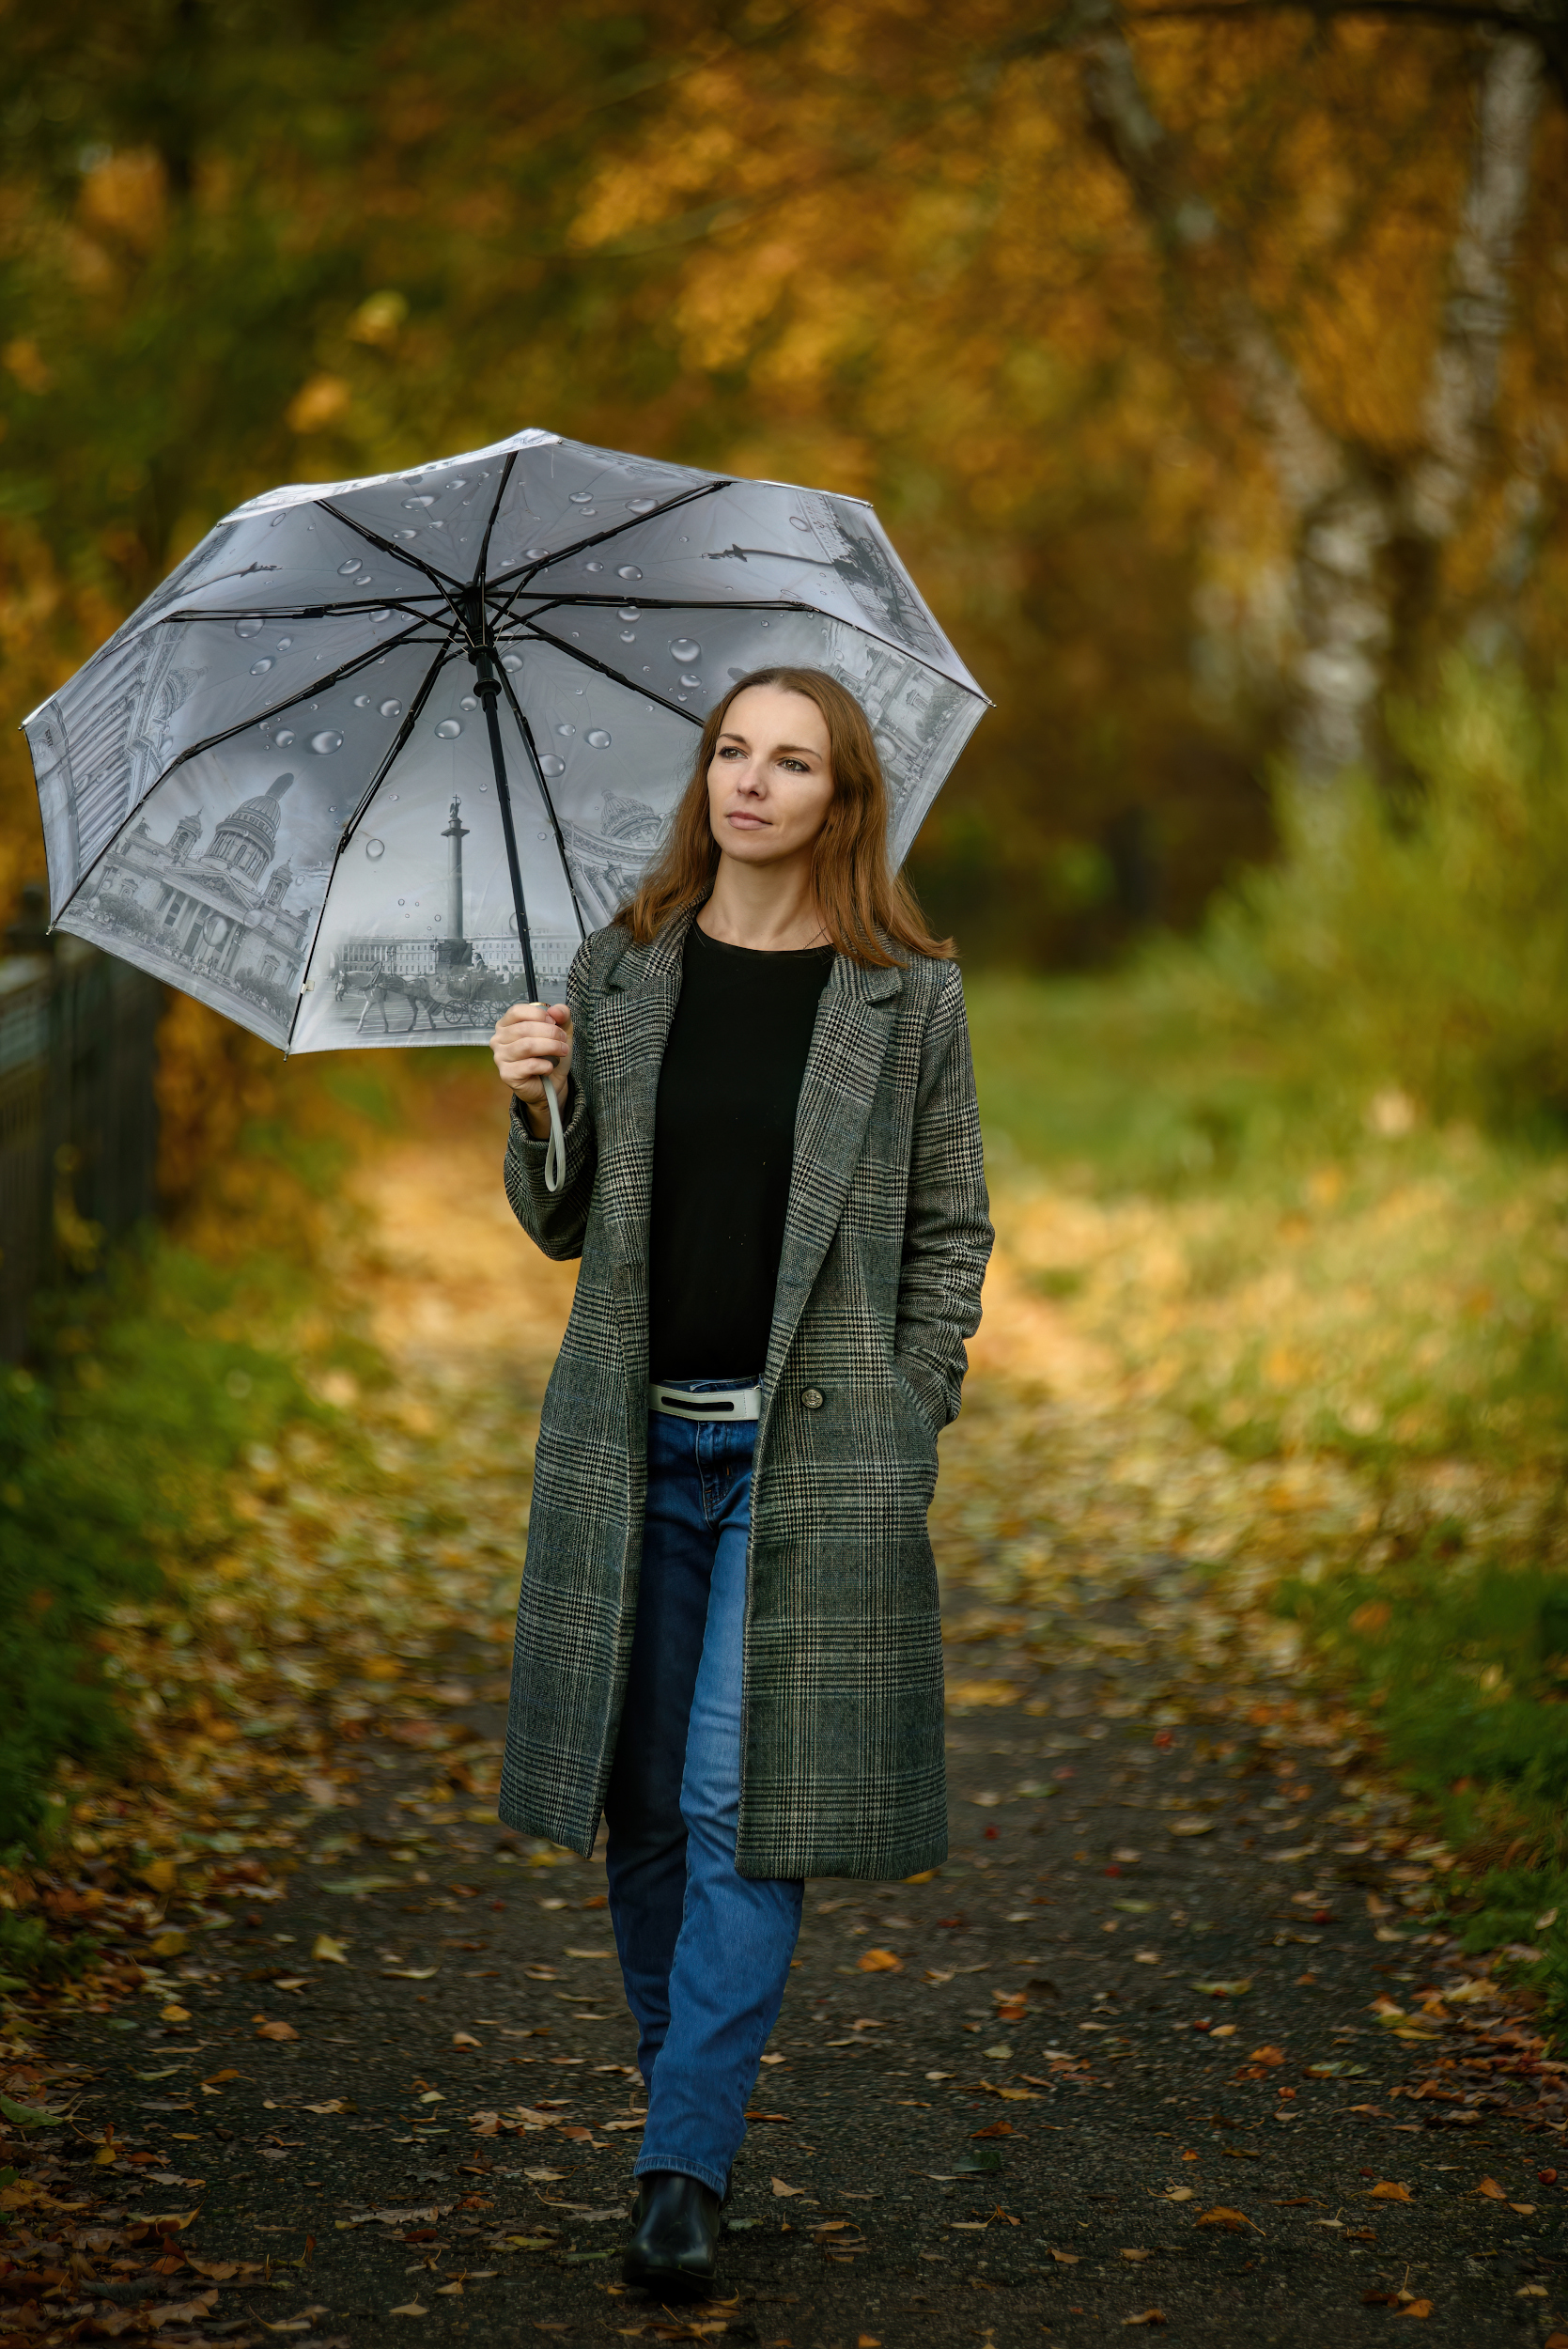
{"left": 22, "top": 428, "right": 988, "bottom": 1173}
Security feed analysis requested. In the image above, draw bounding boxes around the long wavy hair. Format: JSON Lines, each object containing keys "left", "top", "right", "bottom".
{"left": 614, "top": 667, "right": 954, "bottom": 967}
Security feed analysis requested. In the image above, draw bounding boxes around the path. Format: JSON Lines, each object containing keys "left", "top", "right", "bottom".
{"left": 3, "top": 1099, "right": 1564, "bottom": 2349}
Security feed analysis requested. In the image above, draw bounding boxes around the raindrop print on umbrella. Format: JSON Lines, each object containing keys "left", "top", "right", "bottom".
{"left": 22, "top": 428, "right": 989, "bottom": 1188}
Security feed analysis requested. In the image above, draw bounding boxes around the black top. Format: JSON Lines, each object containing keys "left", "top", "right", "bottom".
{"left": 647, "top": 922, "right": 835, "bottom": 1379}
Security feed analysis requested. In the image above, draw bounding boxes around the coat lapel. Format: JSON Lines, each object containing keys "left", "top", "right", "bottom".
{"left": 766, "top": 956, "right": 902, "bottom": 1384}
{"left": 590, "top": 905, "right": 693, "bottom": 1296}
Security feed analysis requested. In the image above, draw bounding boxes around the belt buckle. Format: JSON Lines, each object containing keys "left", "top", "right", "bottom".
{"left": 650, "top": 1382, "right": 760, "bottom": 1422}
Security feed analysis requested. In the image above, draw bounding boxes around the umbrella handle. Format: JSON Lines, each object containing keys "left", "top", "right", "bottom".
{"left": 542, "top": 1061, "right": 566, "bottom": 1195}
{"left": 517, "top": 1000, "right": 567, "bottom": 1195}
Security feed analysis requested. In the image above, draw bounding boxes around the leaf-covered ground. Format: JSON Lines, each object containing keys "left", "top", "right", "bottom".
{"left": 3, "top": 1095, "right": 1565, "bottom": 2346}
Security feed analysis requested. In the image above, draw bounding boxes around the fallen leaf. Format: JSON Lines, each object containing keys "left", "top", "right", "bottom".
{"left": 1370, "top": 2182, "right": 1413, "bottom": 2202}
{"left": 311, "top": 1935, "right": 349, "bottom": 1965}
{"left": 453, "top": 2031, "right": 482, "bottom": 2049}
{"left": 1191, "top": 1980, "right": 1251, "bottom": 1999}
{"left": 321, "top": 1875, "right": 400, "bottom": 1895}
{"left": 772, "top": 2178, "right": 805, "bottom": 2197}
{"left": 1048, "top": 2248, "right": 1081, "bottom": 2263}
{"left": 1123, "top": 2315, "right": 1167, "bottom": 2329}
{"left": 390, "top": 2302, "right": 427, "bottom": 2317}
{"left": 383, "top": 1968, "right": 440, "bottom": 1982}
{"left": 160, "top": 2003, "right": 193, "bottom": 2024}
{"left": 1510, "top": 2202, "right": 1537, "bottom": 2216}
{"left": 1120, "top": 2247, "right": 1153, "bottom": 2262}
{"left": 133, "top": 2302, "right": 214, "bottom": 2334}
{"left": 256, "top": 2019, "right": 298, "bottom": 2042}
{"left": 1249, "top": 2046, "right": 1286, "bottom": 2067}
{"left": 1194, "top": 2208, "right": 1259, "bottom": 2232}
{"left": 305, "top": 2099, "right": 347, "bottom": 2115}
{"left": 1161, "top": 2187, "right": 1194, "bottom": 2202}
{"left": 188, "top": 2260, "right": 241, "bottom": 2280}
{"left": 0, "top": 2093, "right": 64, "bottom": 2129}
{"left": 1393, "top": 2303, "right": 1434, "bottom": 2320}
{"left": 1474, "top": 2177, "right": 1507, "bottom": 2200}
{"left": 857, "top": 1949, "right": 902, "bottom": 1973}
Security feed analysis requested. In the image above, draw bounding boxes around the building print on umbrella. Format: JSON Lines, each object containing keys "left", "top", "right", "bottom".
{"left": 74, "top": 770, "right": 314, "bottom": 1028}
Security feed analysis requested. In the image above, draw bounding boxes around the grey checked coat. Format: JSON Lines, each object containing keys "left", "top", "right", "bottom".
{"left": 498, "top": 904, "right": 993, "bottom": 1880}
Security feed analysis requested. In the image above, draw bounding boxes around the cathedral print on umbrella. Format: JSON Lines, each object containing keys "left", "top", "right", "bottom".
{"left": 22, "top": 428, "right": 988, "bottom": 1055}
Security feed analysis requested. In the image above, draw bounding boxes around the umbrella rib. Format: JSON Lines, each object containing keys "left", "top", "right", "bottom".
{"left": 151, "top": 616, "right": 446, "bottom": 782}
{"left": 518, "top": 621, "right": 705, "bottom": 726}
{"left": 475, "top": 452, "right": 517, "bottom": 593}
{"left": 161, "top": 595, "right": 449, "bottom": 624}
{"left": 488, "top": 477, "right": 732, "bottom": 612}
{"left": 497, "top": 595, "right": 820, "bottom": 618}
{"left": 50, "top": 617, "right": 452, "bottom": 934}
{"left": 317, "top": 500, "right": 470, "bottom": 609}
{"left": 491, "top": 663, "right": 589, "bottom": 944}
{"left": 285, "top": 645, "right": 457, "bottom": 1053}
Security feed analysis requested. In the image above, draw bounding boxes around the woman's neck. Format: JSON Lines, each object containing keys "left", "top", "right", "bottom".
{"left": 697, "top": 853, "right": 830, "bottom": 953}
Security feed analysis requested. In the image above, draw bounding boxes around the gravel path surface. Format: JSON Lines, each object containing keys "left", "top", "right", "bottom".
{"left": 5, "top": 1133, "right": 1564, "bottom": 2345}
{"left": 14, "top": 1586, "right": 1564, "bottom": 2349}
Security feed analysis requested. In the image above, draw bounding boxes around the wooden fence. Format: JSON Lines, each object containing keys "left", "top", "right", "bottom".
{"left": 0, "top": 907, "right": 162, "bottom": 1360}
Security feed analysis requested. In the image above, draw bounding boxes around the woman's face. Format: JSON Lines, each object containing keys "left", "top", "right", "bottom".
{"left": 706, "top": 685, "right": 834, "bottom": 869}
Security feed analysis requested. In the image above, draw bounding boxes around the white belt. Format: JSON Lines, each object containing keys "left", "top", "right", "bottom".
{"left": 648, "top": 1382, "right": 762, "bottom": 1422}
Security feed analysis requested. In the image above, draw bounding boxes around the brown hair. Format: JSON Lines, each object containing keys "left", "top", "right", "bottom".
{"left": 614, "top": 667, "right": 953, "bottom": 966}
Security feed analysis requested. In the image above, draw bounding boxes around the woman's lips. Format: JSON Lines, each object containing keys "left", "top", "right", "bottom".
{"left": 725, "top": 811, "right": 768, "bottom": 829}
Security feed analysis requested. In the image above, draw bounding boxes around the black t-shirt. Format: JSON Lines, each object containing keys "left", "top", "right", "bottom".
{"left": 647, "top": 922, "right": 835, "bottom": 1380}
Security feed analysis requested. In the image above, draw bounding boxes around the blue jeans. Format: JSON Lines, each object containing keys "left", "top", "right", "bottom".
{"left": 603, "top": 1388, "right": 804, "bottom": 2198}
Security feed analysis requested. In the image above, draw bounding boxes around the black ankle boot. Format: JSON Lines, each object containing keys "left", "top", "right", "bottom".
{"left": 623, "top": 2170, "right": 722, "bottom": 2294}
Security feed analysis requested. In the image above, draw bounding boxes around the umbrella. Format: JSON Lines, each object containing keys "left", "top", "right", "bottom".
{"left": 22, "top": 428, "right": 988, "bottom": 1177}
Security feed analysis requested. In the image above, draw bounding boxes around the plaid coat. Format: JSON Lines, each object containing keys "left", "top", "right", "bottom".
{"left": 498, "top": 904, "right": 992, "bottom": 1880}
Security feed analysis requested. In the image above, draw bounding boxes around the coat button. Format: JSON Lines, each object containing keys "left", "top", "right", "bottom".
{"left": 801, "top": 1387, "right": 824, "bottom": 1409}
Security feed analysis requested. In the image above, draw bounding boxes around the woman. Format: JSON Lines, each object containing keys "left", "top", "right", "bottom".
{"left": 490, "top": 666, "right": 992, "bottom": 2294}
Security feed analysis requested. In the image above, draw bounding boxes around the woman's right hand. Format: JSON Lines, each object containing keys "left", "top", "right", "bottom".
{"left": 491, "top": 1001, "right": 573, "bottom": 1140}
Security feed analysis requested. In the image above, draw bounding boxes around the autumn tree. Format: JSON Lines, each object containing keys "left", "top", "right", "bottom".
{"left": 3, "top": 0, "right": 1564, "bottom": 964}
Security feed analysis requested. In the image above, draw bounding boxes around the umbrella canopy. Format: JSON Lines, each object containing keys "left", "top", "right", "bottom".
{"left": 23, "top": 428, "right": 987, "bottom": 1058}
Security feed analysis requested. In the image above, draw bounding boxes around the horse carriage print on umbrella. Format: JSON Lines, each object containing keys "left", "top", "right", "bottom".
{"left": 327, "top": 790, "right": 575, "bottom": 1035}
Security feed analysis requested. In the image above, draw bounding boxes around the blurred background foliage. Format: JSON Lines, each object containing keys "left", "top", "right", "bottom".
{"left": 5, "top": 0, "right": 1568, "bottom": 1997}
{"left": 3, "top": 0, "right": 1565, "bottom": 968}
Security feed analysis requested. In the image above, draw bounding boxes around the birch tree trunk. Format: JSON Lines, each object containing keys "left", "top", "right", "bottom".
{"left": 1063, "top": 2, "right": 1545, "bottom": 776}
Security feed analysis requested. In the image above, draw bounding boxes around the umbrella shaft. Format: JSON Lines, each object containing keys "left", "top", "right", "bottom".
{"left": 473, "top": 649, "right": 539, "bottom": 1004}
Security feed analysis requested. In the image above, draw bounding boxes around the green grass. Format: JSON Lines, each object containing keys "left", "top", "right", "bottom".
{"left": 0, "top": 1238, "right": 349, "bottom": 1859}
{"left": 964, "top": 660, "right": 1568, "bottom": 2011}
